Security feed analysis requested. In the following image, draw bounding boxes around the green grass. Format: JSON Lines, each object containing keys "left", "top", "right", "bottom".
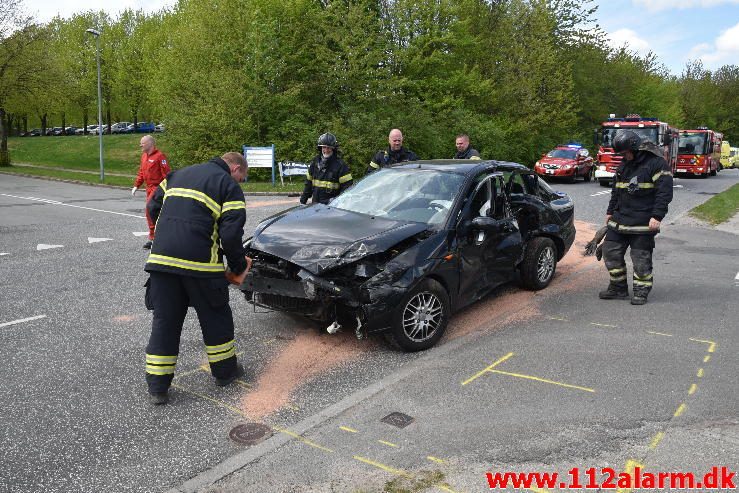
{"left": 690, "top": 183, "right": 739, "bottom": 224}
{"left": 4, "top": 134, "right": 304, "bottom": 193}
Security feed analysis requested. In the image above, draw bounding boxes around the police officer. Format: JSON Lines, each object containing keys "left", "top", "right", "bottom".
{"left": 367, "top": 128, "right": 418, "bottom": 174}
{"left": 144, "top": 152, "right": 250, "bottom": 405}
{"left": 600, "top": 131, "right": 673, "bottom": 305}
{"left": 300, "top": 133, "right": 353, "bottom": 205}
{"left": 453, "top": 134, "right": 481, "bottom": 159}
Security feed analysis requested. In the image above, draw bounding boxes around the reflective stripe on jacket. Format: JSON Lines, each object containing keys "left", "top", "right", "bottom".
{"left": 367, "top": 147, "right": 418, "bottom": 174}
{"left": 145, "top": 157, "right": 247, "bottom": 277}
{"left": 300, "top": 154, "right": 353, "bottom": 205}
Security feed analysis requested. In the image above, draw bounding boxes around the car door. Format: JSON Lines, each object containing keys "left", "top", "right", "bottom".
{"left": 456, "top": 174, "right": 523, "bottom": 304}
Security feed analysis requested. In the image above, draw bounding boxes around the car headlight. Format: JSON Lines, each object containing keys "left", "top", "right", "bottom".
{"left": 563, "top": 165, "right": 571, "bottom": 170}
{"left": 599, "top": 165, "right": 606, "bottom": 171}
{"left": 535, "top": 161, "right": 541, "bottom": 167}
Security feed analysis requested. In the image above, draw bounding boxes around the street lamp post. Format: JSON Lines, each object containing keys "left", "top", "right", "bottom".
{"left": 86, "top": 28, "right": 104, "bottom": 182}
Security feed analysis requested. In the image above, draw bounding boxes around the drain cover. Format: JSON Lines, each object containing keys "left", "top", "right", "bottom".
{"left": 381, "top": 412, "right": 415, "bottom": 428}
{"left": 229, "top": 423, "right": 272, "bottom": 445}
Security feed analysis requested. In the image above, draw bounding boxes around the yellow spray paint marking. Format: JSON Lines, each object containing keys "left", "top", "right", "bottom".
{"left": 674, "top": 403, "right": 686, "bottom": 417}
{"left": 704, "top": 355, "right": 711, "bottom": 363}
{"left": 689, "top": 338, "right": 717, "bottom": 352}
{"left": 697, "top": 368, "right": 704, "bottom": 378}
{"left": 526, "top": 488, "right": 552, "bottom": 493}
{"left": 590, "top": 322, "right": 617, "bottom": 328}
{"left": 353, "top": 455, "right": 413, "bottom": 478}
{"left": 688, "top": 383, "right": 697, "bottom": 395}
{"left": 649, "top": 431, "right": 665, "bottom": 449}
{"left": 436, "top": 485, "right": 461, "bottom": 493}
{"left": 427, "top": 456, "right": 446, "bottom": 464}
{"left": 488, "top": 370, "right": 595, "bottom": 393}
{"left": 273, "top": 426, "right": 334, "bottom": 453}
{"left": 616, "top": 459, "right": 645, "bottom": 493}
{"left": 646, "top": 330, "right": 673, "bottom": 337}
{"left": 378, "top": 440, "right": 399, "bottom": 448}
{"left": 234, "top": 380, "right": 252, "bottom": 389}
{"left": 339, "top": 426, "right": 358, "bottom": 433}
{"left": 461, "top": 352, "right": 514, "bottom": 386}
{"left": 547, "top": 316, "right": 567, "bottom": 321}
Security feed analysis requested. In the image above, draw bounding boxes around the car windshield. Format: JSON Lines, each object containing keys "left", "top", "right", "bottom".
{"left": 546, "top": 149, "right": 577, "bottom": 159}
{"left": 678, "top": 132, "right": 708, "bottom": 155}
{"left": 330, "top": 168, "right": 466, "bottom": 226}
{"left": 602, "top": 127, "right": 659, "bottom": 147}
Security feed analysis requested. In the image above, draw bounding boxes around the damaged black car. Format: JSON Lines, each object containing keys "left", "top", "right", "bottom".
{"left": 240, "top": 160, "right": 575, "bottom": 351}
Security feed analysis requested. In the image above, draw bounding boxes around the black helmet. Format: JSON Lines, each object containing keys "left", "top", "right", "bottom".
{"left": 317, "top": 132, "right": 338, "bottom": 149}
{"left": 613, "top": 130, "right": 641, "bottom": 154}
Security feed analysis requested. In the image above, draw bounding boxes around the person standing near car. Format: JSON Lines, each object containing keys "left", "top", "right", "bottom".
{"left": 132, "top": 135, "right": 170, "bottom": 249}
{"left": 300, "top": 132, "right": 353, "bottom": 205}
{"left": 599, "top": 131, "right": 673, "bottom": 305}
{"left": 453, "top": 134, "right": 481, "bottom": 159}
{"left": 367, "top": 128, "right": 418, "bottom": 174}
{"left": 143, "top": 151, "right": 251, "bottom": 405}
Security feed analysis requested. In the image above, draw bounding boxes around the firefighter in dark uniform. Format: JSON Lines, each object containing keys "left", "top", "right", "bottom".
{"left": 300, "top": 132, "right": 353, "bottom": 205}
{"left": 144, "top": 152, "right": 250, "bottom": 405}
{"left": 367, "top": 128, "right": 418, "bottom": 174}
{"left": 600, "top": 131, "right": 673, "bottom": 305}
{"left": 453, "top": 134, "right": 481, "bottom": 159}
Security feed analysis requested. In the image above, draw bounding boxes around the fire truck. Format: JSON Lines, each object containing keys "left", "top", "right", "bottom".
{"left": 594, "top": 114, "right": 679, "bottom": 187}
{"left": 676, "top": 128, "right": 723, "bottom": 177}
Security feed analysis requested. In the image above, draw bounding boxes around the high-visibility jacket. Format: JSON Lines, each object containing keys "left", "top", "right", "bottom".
{"left": 607, "top": 150, "right": 673, "bottom": 234}
{"left": 300, "top": 154, "right": 353, "bottom": 205}
{"left": 134, "top": 148, "right": 170, "bottom": 193}
{"left": 145, "top": 157, "right": 247, "bottom": 277}
{"left": 367, "top": 147, "right": 418, "bottom": 174}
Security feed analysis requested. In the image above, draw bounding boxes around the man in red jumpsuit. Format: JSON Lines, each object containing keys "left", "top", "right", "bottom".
{"left": 132, "top": 135, "right": 170, "bottom": 249}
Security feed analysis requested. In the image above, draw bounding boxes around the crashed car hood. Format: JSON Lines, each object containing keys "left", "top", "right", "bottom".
{"left": 251, "top": 205, "right": 429, "bottom": 274}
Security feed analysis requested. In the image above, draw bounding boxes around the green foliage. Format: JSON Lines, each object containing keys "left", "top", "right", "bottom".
{"left": 690, "top": 183, "right": 739, "bottom": 225}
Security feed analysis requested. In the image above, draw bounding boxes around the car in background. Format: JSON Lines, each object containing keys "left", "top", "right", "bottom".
{"left": 26, "top": 128, "right": 43, "bottom": 136}
{"left": 111, "top": 122, "right": 132, "bottom": 134}
{"left": 154, "top": 123, "right": 165, "bottom": 133}
{"left": 240, "top": 160, "right": 575, "bottom": 352}
{"left": 127, "top": 122, "right": 156, "bottom": 133}
{"left": 64, "top": 126, "right": 78, "bottom": 135}
{"left": 729, "top": 147, "right": 738, "bottom": 169}
{"left": 534, "top": 144, "right": 594, "bottom": 183}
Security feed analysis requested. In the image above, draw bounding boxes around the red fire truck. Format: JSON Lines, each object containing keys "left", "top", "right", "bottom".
{"left": 676, "top": 128, "right": 723, "bottom": 178}
{"left": 594, "top": 114, "right": 679, "bottom": 187}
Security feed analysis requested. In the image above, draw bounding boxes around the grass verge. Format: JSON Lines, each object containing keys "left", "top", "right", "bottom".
{"left": 689, "top": 183, "right": 739, "bottom": 224}
{"left": 0, "top": 165, "right": 304, "bottom": 193}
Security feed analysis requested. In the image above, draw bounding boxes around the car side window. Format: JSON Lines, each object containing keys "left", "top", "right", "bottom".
{"left": 508, "top": 173, "right": 527, "bottom": 195}
{"left": 470, "top": 179, "right": 492, "bottom": 218}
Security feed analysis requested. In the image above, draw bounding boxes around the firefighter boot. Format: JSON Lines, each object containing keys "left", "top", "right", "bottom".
{"left": 599, "top": 281, "right": 629, "bottom": 300}
{"left": 631, "top": 248, "right": 653, "bottom": 305}
{"left": 149, "top": 391, "right": 169, "bottom": 405}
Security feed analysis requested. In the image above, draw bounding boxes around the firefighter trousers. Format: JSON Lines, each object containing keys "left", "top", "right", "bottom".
{"left": 602, "top": 229, "right": 655, "bottom": 297}
{"left": 145, "top": 271, "right": 238, "bottom": 393}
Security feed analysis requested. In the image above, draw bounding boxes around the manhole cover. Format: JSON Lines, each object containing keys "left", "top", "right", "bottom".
{"left": 381, "top": 412, "right": 415, "bottom": 428}
{"left": 229, "top": 423, "right": 273, "bottom": 445}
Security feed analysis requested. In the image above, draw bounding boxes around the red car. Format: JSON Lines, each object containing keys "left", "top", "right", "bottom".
{"left": 534, "top": 144, "right": 594, "bottom": 183}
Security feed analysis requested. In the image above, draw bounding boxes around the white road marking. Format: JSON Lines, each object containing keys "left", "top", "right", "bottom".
{"left": 0, "top": 253, "right": 9, "bottom": 256}
{"left": 132, "top": 232, "right": 149, "bottom": 237}
{"left": 0, "top": 314, "right": 46, "bottom": 328}
{"left": 88, "top": 237, "right": 113, "bottom": 244}
{"left": 37, "top": 244, "right": 64, "bottom": 250}
{"left": 0, "top": 193, "right": 144, "bottom": 218}
{"left": 590, "top": 190, "right": 611, "bottom": 197}
{"left": 673, "top": 185, "right": 683, "bottom": 188}
{"left": 735, "top": 272, "right": 739, "bottom": 280}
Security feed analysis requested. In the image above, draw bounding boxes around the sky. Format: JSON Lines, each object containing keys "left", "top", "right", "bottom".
{"left": 22, "top": 0, "right": 739, "bottom": 76}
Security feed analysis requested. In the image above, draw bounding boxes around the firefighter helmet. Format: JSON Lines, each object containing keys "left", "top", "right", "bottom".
{"left": 613, "top": 130, "right": 641, "bottom": 154}
{"left": 317, "top": 132, "right": 338, "bottom": 149}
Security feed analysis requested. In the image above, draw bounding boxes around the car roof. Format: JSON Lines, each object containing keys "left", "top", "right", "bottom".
{"left": 390, "top": 159, "right": 531, "bottom": 175}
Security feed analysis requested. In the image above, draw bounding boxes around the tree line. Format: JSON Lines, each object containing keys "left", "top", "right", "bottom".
{"left": 1, "top": 0, "right": 738, "bottom": 175}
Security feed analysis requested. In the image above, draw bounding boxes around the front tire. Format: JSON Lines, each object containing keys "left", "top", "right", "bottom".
{"left": 519, "top": 237, "right": 557, "bottom": 290}
{"left": 584, "top": 167, "right": 593, "bottom": 182}
{"left": 388, "top": 279, "right": 449, "bottom": 352}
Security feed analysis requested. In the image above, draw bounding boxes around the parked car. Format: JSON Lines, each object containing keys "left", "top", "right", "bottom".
{"left": 154, "top": 123, "right": 165, "bottom": 133}
{"left": 127, "top": 121, "right": 156, "bottom": 133}
{"left": 64, "top": 126, "right": 78, "bottom": 135}
{"left": 240, "top": 160, "right": 575, "bottom": 351}
{"left": 111, "top": 122, "right": 132, "bottom": 134}
{"left": 26, "top": 128, "right": 43, "bottom": 137}
{"left": 534, "top": 144, "right": 594, "bottom": 183}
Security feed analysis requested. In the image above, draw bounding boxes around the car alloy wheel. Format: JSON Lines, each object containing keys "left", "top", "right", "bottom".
{"left": 537, "top": 245, "right": 556, "bottom": 284}
{"left": 520, "top": 237, "right": 557, "bottom": 290}
{"left": 390, "top": 279, "right": 449, "bottom": 352}
{"left": 402, "top": 292, "right": 443, "bottom": 343}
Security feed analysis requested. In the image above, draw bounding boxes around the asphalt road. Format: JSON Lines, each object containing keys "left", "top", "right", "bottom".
{"left": 0, "top": 172, "right": 736, "bottom": 493}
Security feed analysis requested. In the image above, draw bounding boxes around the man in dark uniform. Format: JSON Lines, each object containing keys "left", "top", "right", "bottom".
{"left": 144, "top": 151, "right": 250, "bottom": 405}
{"left": 300, "top": 132, "right": 353, "bottom": 205}
{"left": 600, "top": 131, "right": 673, "bottom": 305}
{"left": 367, "top": 128, "right": 418, "bottom": 174}
{"left": 453, "top": 134, "right": 481, "bottom": 159}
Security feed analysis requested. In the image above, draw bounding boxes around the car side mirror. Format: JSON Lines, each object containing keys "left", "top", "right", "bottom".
{"left": 471, "top": 216, "right": 502, "bottom": 232}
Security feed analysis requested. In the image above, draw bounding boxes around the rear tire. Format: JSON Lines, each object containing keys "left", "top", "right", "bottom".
{"left": 584, "top": 167, "right": 593, "bottom": 182}
{"left": 519, "top": 237, "right": 557, "bottom": 290}
{"left": 388, "top": 279, "right": 449, "bottom": 352}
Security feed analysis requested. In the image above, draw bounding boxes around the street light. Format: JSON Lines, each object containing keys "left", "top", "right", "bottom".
{"left": 86, "top": 28, "right": 104, "bottom": 182}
